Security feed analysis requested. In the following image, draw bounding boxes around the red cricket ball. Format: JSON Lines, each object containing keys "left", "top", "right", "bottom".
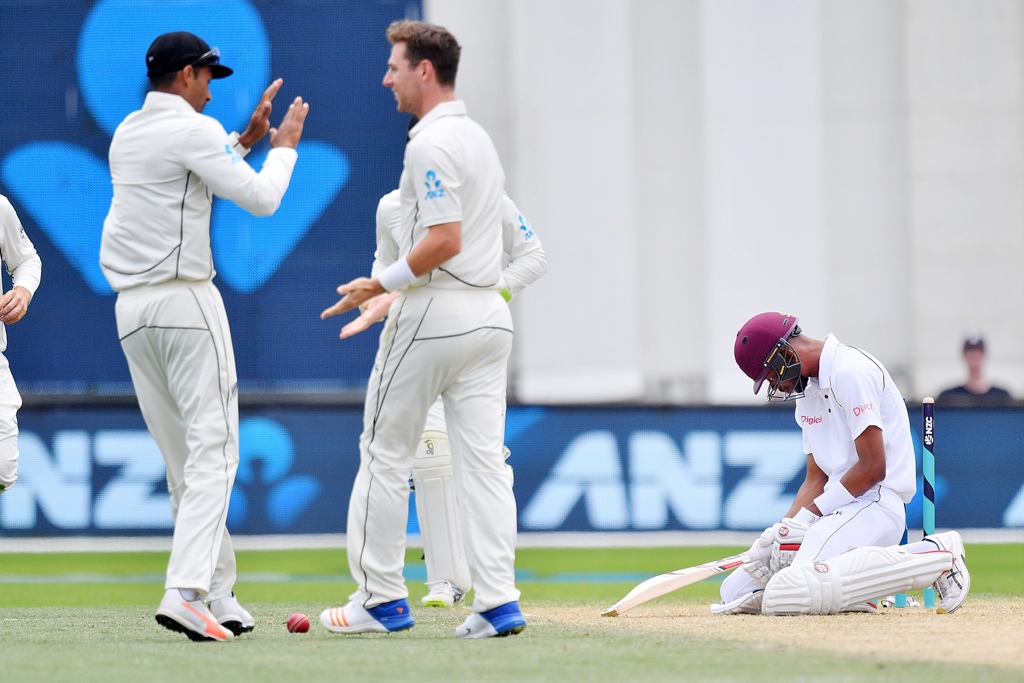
{"left": 287, "top": 612, "right": 310, "bottom": 633}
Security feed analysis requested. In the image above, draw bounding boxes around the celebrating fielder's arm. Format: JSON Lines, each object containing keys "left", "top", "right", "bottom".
{"left": 0, "top": 195, "right": 42, "bottom": 495}
{"left": 99, "top": 31, "right": 308, "bottom": 642}
{"left": 714, "top": 312, "right": 970, "bottom": 616}
{"left": 320, "top": 20, "right": 526, "bottom": 639}
{"left": 339, "top": 188, "right": 547, "bottom": 609}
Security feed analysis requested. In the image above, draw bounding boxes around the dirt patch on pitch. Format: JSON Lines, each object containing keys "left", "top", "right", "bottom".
{"left": 529, "top": 599, "right": 1024, "bottom": 669}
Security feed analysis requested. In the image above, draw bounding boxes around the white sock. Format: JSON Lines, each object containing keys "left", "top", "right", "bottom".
{"left": 177, "top": 588, "right": 200, "bottom": 601}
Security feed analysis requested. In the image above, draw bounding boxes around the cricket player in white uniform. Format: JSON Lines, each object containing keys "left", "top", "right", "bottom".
{"left": 337, "top": 188, "right": 547, "bottom": 608}
{"left": 0, "top": 195, "right": 42, "bottom": 494}
{"left": 320, "top": 20, "right": 525, "bottom": 638}
{"left": 99, "top": 31, "right": 308, "bottom": 642}
{"left": 713, "top": 312, "right": 970, "bottom": 616}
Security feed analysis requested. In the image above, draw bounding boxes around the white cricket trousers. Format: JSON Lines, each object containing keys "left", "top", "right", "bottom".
{"left": 0, "top": 352, "right": 22, "bottom": 491}
{"left": 721, "top": 485, "right": 906, "bottom": 602}
{"left": 347, "top": 287, "right": 518, "bottom": 613}
{"left": 115, "top": 280, "right": 239, "bottom": 599}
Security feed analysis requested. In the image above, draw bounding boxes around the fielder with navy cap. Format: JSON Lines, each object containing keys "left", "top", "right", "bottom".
{"left": 100, "top": 30, "right": 309, "bottom": 642}
{"left": 711, "top": 312, "right": 971, "bottom": 616}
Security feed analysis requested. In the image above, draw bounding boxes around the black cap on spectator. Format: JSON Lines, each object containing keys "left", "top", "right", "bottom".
{"left": 963, "top": 336, "right": 985, "bottom": 352}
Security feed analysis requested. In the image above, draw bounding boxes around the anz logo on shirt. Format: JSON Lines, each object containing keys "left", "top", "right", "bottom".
{"left": 423, "top": 170, "right": 446, "bottom": 200}
{"left": 0, "top": 0, "right": 350, "bottom": 295}
{"left": 224, "top": 144, "right": 242, "bottom": 165}
{"left": 518, "top": 214, "right": 535, "bottom": 241}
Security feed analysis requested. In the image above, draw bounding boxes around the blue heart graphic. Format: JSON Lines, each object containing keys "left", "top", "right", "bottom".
{"left": 77, "top": 0, "right": 270, "bottom": 137}
{"left": 213, "top": 142, "right": 350, "bottom": 293}
{"left": 1, "top": 142, "right": 114, "bottom": 295}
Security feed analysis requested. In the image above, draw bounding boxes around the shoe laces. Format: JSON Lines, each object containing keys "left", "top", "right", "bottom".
{"left": 935, "top": 559, "right": 965, "bottom": 598}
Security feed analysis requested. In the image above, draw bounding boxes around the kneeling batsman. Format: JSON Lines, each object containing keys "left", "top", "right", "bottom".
{"left": 712, "top": 312, "right": 970, "bottom": 616}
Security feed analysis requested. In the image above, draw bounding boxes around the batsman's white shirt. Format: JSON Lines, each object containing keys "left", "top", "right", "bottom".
{"left": 796, "top": 333, "right": 916, "bottom": 504}
{"left": 100, "top": 91, "right": 297, "bottom": 598}
{"left": 347, "top": 101, "right": 519, "bottom": 613}
{"left": 721, "top": 334, "right": 915, "bottom": 604}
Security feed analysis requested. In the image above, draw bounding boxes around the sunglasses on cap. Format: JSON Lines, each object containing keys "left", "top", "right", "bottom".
{"left": 191, "top": 47, "right": 222, "bottom": 68}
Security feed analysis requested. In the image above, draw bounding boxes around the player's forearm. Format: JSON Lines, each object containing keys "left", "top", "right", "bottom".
{"left": 219, "top": 148, "right": 298, "bottom": 216}
{"left": 788, "top": 454, "right": 827, "bottom": 517}
{"left": 841, "top": 426, "right": 887, "bottom": 497}
{"left": 789, "top": 479, "right": 826, "bottom": 518}
{"left": 407, "top": 222, "right": 461, "bottom": 276}
{"left": 838, "top": 463, "right": 886, "bottom": 499}
{"left": 8, "top": 252, "right": 41, "bottom": 296}
{"left": 187, "top": 126, "right": 297, "bottom": 216}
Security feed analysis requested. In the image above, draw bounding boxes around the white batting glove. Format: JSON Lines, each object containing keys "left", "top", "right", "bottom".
{"left": 741, "top": 523, "right": 782, "bottom": 585}
{"left": 742, "top": 558, "right": 773, "bottom": 585}
{"left": 745, "top": 523, "right": 781, "bottom": 562}
{"left": 768, "top": 508, "right": 820, "bottom": 576}
{"left": 743, "top": 508, "right": 819, "bottom": 584}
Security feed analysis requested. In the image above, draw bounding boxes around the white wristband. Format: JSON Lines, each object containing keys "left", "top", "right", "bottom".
{"left": 378, "top": 257, "right": 417, "bottom": 293}
{"left": 813, "top": 483, "right": 856, "bottom": 516}
{"left": 791, "top": 507, "right": 820, "bottom": 526}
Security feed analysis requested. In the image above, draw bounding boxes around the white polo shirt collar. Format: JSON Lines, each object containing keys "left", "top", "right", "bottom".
{"left": 141, "top": 91, "right": 195, "bottom": 114}
{"left": 814, "top": 333, "right": 840, "bottom": 391}
{"left": 409, "top": 100, "right": 467, "bottom": 139}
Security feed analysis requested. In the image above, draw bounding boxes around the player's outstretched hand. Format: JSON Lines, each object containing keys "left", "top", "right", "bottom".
{"left": 339, "top": 292, "right": 399, "bottom": 339}
{"left": 270, "top": 96, "right": 309, "bottom": 149}
{"left": 0, "top": 286, "right": 32, "bottom": 324}
{"left": 238, "top": 78, "right": 283, "bottom": 148}
{"left": 321, "top": 277, "right": 387, "bottom": 337}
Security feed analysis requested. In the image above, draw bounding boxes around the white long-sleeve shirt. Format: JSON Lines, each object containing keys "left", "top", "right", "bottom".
{"left": 373, "top": 190, "right": 547, "bottom": 299}
{"left": 100, "top": 91, "right": 297, "bottom": 291}
{"left": 0, "top": 195, "right": 42, "bottom": 353}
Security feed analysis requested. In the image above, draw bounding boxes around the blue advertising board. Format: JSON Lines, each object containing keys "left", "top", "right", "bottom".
{"left": 1, "top": 404, "right": 1020, "bottom": 536}
{"left": 0, "top": 0, "right": 419, "bottom": 393}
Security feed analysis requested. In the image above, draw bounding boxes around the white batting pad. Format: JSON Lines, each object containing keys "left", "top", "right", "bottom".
{"left": 763, "top": 545, "right": 953, "bottom": 615}
{"left": 413, "top": 434, "right": 472, "bottom": 593}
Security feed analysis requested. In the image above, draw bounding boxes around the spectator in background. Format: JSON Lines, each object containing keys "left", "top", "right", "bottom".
{"left": 937, "top": 337, "right": 1013, "bottom": 406}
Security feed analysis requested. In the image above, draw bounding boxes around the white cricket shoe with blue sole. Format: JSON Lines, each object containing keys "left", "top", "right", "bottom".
{"left": 456, "top": 601, "right": 526, "bottom": 639}
{"left": 320, "top": 598, "right": 415, "bottom": 634}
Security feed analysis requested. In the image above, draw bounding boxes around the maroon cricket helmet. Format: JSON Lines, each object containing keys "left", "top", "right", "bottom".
{"left": 734, "top": 312, "right": 800, "bottom": 394}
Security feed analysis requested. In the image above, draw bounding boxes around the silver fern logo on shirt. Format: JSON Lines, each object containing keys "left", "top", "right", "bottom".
{"left": 223, "top": 144, "right": 242, "bottom": 164}
{"left": 518, "top": 214, "right": 534, "bottom": 240}
{"left": 423, "top": 170, "right": 445, "bottom": 199}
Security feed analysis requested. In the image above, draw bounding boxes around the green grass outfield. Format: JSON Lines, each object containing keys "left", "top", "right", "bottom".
{"left": 1, "top": 545, "right": 1022, "bottom": 682}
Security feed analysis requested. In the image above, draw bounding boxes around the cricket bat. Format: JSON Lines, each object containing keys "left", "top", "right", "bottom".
{"left": 601, "top": 552, "right": 750, "bottom": 617}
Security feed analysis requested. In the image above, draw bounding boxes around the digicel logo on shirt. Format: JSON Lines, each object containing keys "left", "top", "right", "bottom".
{"left": 800, "top": 415, "right": 822, "bottom": 425}
{"left": 853, "top": 403, "right": 874, "bottom": 416}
